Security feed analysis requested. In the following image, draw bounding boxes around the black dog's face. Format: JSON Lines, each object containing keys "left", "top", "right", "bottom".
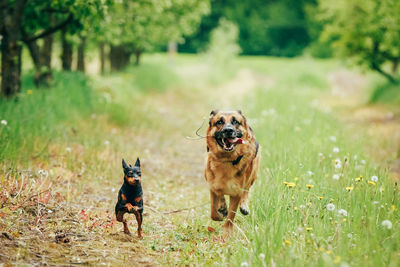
{"left": 122, "top": 158, "right": 141, "bottom": 186}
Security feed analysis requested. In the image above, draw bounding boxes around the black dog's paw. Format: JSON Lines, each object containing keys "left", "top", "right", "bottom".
{"left": 240, "top": 206, "right": 250, "bottom": 215}
{"left": 218, "top": 207, "right": 228, "bottom": 217}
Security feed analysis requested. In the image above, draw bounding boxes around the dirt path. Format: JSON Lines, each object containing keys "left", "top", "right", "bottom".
{"left": 0, "top": 67, "right": 268, "bottom": 265}
{"left": 321, "top": 70, "right": 400, "bottom": 178}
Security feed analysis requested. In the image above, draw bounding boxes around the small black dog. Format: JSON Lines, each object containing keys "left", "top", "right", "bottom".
{"left": 115, "top": 158, "right": 143, "bottom": 238}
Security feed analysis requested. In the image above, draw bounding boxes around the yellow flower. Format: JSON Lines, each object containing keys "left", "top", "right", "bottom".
{"left": 318, "top": 247, "right": 325, "bottom": 252}
{"left": 392, "top": 205, "right": 396, "bottom": 211}
{"left": 343, "top": 218, "right": 347, "bottom": 222}
{"left": 306, "top": 184, "right": 314, "bottom": 189}
{"left": 294, "top": 206, "right": 298, "bottom": 211}
{"left": 27, "top": 89, "right": 33, "bottom": 95}
{"left": 368, "top": 181, "right": 376, "bottom": 186}
{"left": 284, "top": 240, "right": 292, "bottom": 245}
{"left": 294, "top": 177, "right": 299, "bottom": 181}
{"left": 283, "top": 182, "right": 289, "bottom": 185}
{"left": 326, "top": 250, "right": 332, "bottom": 255}
{"left": 324, "top": 174, "right": 328, "bottom": 177}
{"left": 355, "top": 176, "right": 362, "bottom": 182}
{"left": 346, "top": 186, "right": 354, "bottom": 192}
{"left": 334, "top": 256, "right": 342, "bottom": 264}
{"left": 306, "top": 227, "right": 312, "bottom": 231}
{"left": 318, "top": 196, "right": 323, "bottom": 200}
{"left": 285, "top": 182, "right": 296, "bottom": 188}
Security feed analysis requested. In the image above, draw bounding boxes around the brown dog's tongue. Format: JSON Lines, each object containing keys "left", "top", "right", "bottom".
{"left": 235, "top": 138, "right": 246, "bottom": 144}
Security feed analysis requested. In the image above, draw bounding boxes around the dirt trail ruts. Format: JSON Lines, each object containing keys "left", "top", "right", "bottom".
{"left": 0, "top": 67, "right": 269, "bottom": 266}
{"left": 322, "top": 70, "right": 400, "bottom": 178}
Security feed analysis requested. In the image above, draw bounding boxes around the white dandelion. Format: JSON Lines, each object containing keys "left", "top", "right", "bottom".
{"left": 381, "top": 220, "right": 393, "bottom": 229}
{"left": 258, "top": 253, "right": 265, "bottom": 261}
{"left": 371, "top": 175, "right": 378, "bottom": 183}
{"left": 347, "top": 233, "right": 352, "bottom": 238}
{"left": 307, "top": 171, "right": 314, "bottom": 176}
{"left": 65, "top": 147, "right": 72, "bottom": 152}
{"left": 332, "top": 174, "right": 340, "bottom": 180}
{"left": 329, "top": 136, "right": 337, "bottom": 142}
{"left": 334, "top": 159, "right": 342, "bottom": 169}
{"left": 327, "top": 203, "right": 336, "bottom": 211}
{"left": 104, "top": 140, "right": 110, "bottom": 145}
{"left": 333, "top": 147, "right": 340, "bottom": 153}
{"left": 1, "top": 120, "right": 7, "bottom": 126}
{"left": 338, "top": 209, "right": 348, "bottom": 217}
{"left": 360, "top": 159, "right": 366, "bottom": 165}
{"left": 241, "top": 262, "right": 249, "bottom": 267}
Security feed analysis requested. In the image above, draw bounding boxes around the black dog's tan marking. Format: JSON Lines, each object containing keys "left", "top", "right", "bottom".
{"left": 115, "top": 158, "right": 144, "bottom": 238}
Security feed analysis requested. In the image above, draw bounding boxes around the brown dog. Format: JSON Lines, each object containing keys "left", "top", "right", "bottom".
{"left": 205, "top": 110, "right": 261, "bottom": 233}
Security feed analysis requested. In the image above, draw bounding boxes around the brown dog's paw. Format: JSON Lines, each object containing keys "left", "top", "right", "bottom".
{"left": 240, "top": 205, "right": 250, "bottom": 215}
{"left": 218, "top": 207, "right": 228, "bottom": 217}
{"left": 211, "top": 212, "right": 224, "bottom": 221}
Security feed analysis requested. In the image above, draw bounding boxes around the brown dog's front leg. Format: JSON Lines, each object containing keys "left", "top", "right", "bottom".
{"left": 210, "top": 191, "right": 224, "bottom": 221}
{"left": 223, "top": 196, "right": 241, "bottom": 233}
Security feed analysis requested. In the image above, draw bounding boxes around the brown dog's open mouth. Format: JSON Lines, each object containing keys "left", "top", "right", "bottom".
{"left": 218, "top": 137, "right": 239, "bottom": 152}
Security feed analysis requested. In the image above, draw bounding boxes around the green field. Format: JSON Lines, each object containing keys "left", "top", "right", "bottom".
{"left": 0, "top": 54, "right": 399, "bottom": 266}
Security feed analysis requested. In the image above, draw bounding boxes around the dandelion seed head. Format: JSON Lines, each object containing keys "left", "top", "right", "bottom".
{"left": 371, "top": 175, "right": 378, "bottom": 182}
{"left": 382, "top": 220, "right": 393, "bottom": 229}
{"left": 361, "top": 160, "right": 366, "bottom": 165}
{"left": 338, "top": 209, "right": 348, "bottom": 217}
{"left": 66, "top": 147, "right": 72, "bottom": 153}
{"left": 104, "top": 140, "right": 110, "bottom": 145}
{"left": 258, "top": 253, "right": 265, "bottom": 261}
{"left": 347, "top": 233, "right": 352, "bottom": 238}
{"left": 307, "top": 171, "right": 314, "bottom": 176}
{"left": 240, "top": 262, "right": 249, "bottom": 267}
{"left": 333, "top": 147, "right": 340, "bottom": 153}
{"left": 1, "top": 120, "right": 7, "bottom": 125}
{"left": 327, "top": 203, "right": 336, "bottom": 211}
{"left": 333, "top": 174, "right": 340, "bottom": 180}
{"left": 329, "top": 136, "right": 337, "bottom": 142}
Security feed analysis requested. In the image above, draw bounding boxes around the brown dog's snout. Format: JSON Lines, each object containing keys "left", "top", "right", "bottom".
{"left": 222, "top": 126, "right": 236, "bottom": 137}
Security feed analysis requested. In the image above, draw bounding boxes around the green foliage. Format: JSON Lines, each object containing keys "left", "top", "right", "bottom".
{"left": 205, "top": 18, "right": 241, "bottom": 66}
{"left": 318, "top": 0, "right": 400, "bottom": 82}
{"left": 370, "top": 82, "right": 400, "bottom": 105}
{"left": 0, "top": 72, "right": 93, "bottom": 163}
{"left": 102, "top": 0, "right": 210, "bottom": 51}
{"left": 181, "top": 0, "right": 315, "bottom": 56}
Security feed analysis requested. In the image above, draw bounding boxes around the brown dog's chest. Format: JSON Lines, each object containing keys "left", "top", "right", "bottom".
{"left": 207, "top": 159, "right": 249, "bottom": 196}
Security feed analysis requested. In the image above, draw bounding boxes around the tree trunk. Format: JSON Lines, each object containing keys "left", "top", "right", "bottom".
{"left": 99, "top": 42, "right": 105, "bottom": 74}
{"left": 109, "top": 45, "right": 131, "bottom": 71}
{"left": 134, "top": 49, "right": 142, "bottom": 66}
{"left": 1, "top": 31, "right": 22, "bottom": 97}
{"left": 0, "top": 0, "right": 27, "bottom": 97}
{"left": 61, "top": 27, "right": 73, "bottom": 71}
{"left": 41, "top": 33, "right": 53, "bottom": 69}
{"left": 25, "top": 39, "right": 50, "bottom": 87}
{"left": 77, "top": 36, "right": 86, "bottom": 72}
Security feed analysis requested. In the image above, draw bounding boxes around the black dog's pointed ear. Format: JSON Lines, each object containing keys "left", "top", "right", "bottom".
{"left": 122, "top": 159, "right": 128, "bottom": 169}
{"left": 135, "top": 157, "right": 140, "bottom": 167}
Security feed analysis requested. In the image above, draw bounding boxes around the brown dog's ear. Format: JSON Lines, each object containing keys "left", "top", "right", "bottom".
{"left": 209, "top": 110, "right": 218, "bottom": 126}
{"left": 237, "top": 110, "right": 242, "bottom": 115}
{"left": 210, "top": 110, "right": 218, "bottom": 117}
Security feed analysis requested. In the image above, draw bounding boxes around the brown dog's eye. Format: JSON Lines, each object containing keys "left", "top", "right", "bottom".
{"left": 215, "top": 118, "right": 224, "bottom": 126}
{"left": 232, "top": 117, "right": 241, "bottom": 125}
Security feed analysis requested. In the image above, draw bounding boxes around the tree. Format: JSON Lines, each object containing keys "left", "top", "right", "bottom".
{"left": 0, "top": 0, "right": 27, "bottom": 97}
{"left": 180, "top": 0, "right": 315, "bottom": 56}
{"left": 318, "top": 0, "right": 400, "bottom": 83}
{"left": 103, "top": 0, "right": 210, "bottom": 70}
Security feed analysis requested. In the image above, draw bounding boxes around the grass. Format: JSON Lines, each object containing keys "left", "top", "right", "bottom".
{"left": 0, "top": 53, "right": 399, "bottom": 266}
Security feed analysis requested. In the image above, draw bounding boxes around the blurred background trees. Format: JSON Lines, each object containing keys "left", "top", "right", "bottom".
{"left": 1, "top": 0, "right": 400, "bottom": 97}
